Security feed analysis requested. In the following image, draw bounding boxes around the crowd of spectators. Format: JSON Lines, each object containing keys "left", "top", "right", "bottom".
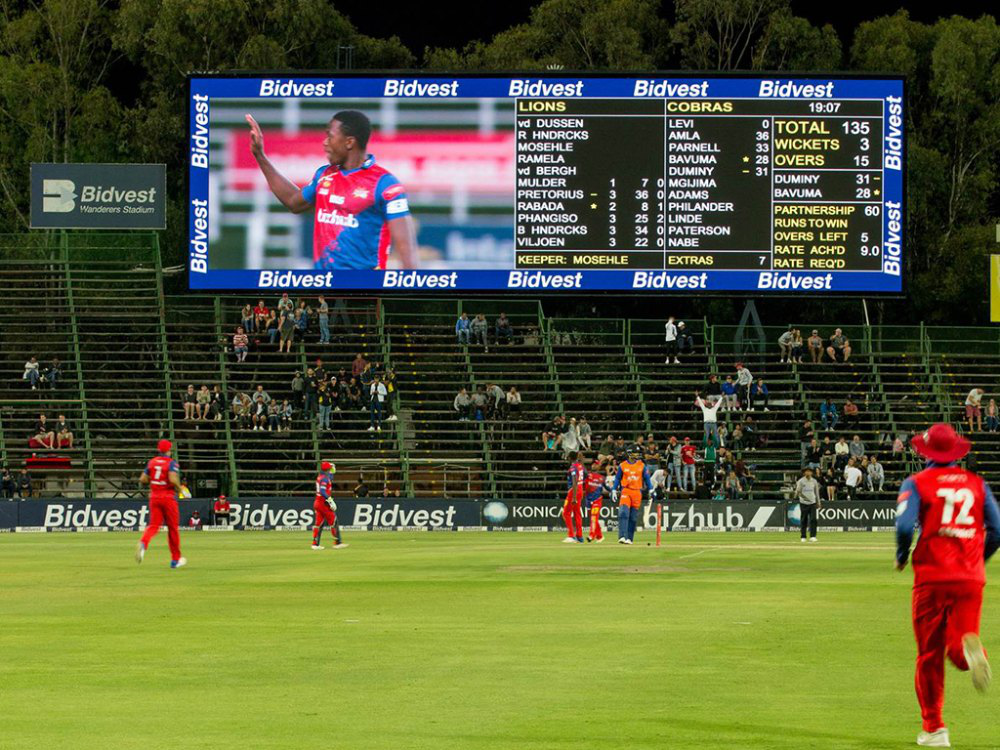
{"left": 455, "top": 312, "right": 515, "bottom": 350}
{"left": 455, "top": 384, "right": 521, "bottom": 423}
{"left": 779, "top": 326, "right": 852, "bottom": 364}
{"left": 229, "top": 294, "right": 344, "bottom": 361}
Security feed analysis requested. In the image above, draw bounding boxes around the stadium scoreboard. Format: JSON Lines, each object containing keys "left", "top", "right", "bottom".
{"left": 188, "top": 74, "right": 904, "bottom": 293}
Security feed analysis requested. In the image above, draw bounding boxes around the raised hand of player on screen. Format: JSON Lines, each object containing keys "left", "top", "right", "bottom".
{"left": 246, "top": 114, "right": 265, "bottom": 160}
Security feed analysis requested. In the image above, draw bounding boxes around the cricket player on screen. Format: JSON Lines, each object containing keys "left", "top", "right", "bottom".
{"left": 613, "top": 445, "right": 652, "bottom": 545}
{"left": 246, "top": 110, "right": 416, "bottom": 270}
{"left": 896, "top": 424, "right": 1000, "bottom": 747}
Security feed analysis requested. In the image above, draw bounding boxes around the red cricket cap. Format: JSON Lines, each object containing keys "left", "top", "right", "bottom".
{"left": 218, "top": 494, "right": 227, "bottom": 500}
{"left": 157, "top": 439, "right": 172, "bottom": 454}
{"left": 320, "top": 461, "right": 333, "bottom": 471}
{"left": 912, "top": 423, "right": 970, "bottom": 464}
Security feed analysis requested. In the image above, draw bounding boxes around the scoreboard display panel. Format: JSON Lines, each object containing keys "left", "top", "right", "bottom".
{"left": 188, "top": 74, "right": 904, "bottom": 294}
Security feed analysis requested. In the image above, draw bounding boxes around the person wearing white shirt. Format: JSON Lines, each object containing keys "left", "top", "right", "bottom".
{"left": 694, "top": 393, "right": 722, "bottom": 445}
{"left": 965, "top": 387, "right": 985, "bottom": 432}
{"left": 664, "top": 317, "right": 679, "bottom": 364}
{"left": 843, "top": 458, "right": 863, "bottom": 501}
{"left": 368, "top": 375, "right": 388, "bottom": 432}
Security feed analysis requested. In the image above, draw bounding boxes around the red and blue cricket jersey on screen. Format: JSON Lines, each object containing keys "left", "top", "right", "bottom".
{"left": 145, "top": 455, "right": 180, "bottom": 501}
{"left": 301, "top": 155, "right": 410, "bottom": 270}
{"left": 896, "top": 463, "right": 1000, "bottom": 585}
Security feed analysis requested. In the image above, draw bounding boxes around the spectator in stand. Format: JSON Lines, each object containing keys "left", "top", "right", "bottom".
{"left": 290, "top": 371, "right": 304, "bottom": 410}
{"left": 735, "top": 362, "right": 753, "bottom": 411}
{"left": 843, "top": 457, "right": 863, "bottom": 501}
{"left": 495, "top": 313, "right": 513, "bottom": 345}
{"left": 234, "top": 392, "right": 252, "bottom": 429}
{"left": 317, "top": 382, "right": 332, "bottom": 432}
{"left": 354, "top": 477, "right": 370, "bottom": 498}
{"left": 252, "top": 395, "right": 268, "bottom": 430}
{"left": 188, "top": 510, "right": 203, "bottom": 528}
{"left": 506, "top": 386, "right": 522, "bottom": 419}
{"left": 987, "top": 398, "right": 1000, "bottom": 433}
{"left": 643, "top": 434, "right": 660, "bottom": 464}
{"left": 196, "top": 385, "right": 211, "bottom": 420}
{"left": 468, "top": 385, "right": 486, "bottom": 421}
{"left": 470, "top": 314, "right": 489, "bottom": 351}
{"left": 55, "top": 414, "right": 73, "bottom": 449}
{"left": 351, "top": 353, "right": 368, "bottom": 379}
{"left": 834, "top": 435, "right": 850, "bottom": 470}
{"left": 597, "top": 435, "right": 615, "bottom": 464}
{"left": 799, "top": 419, "right": 815, "bottom": 447}
{"left": 826, "top": 328, "right": 852, "bottom": 363}
{"left": 842, "top": 397, "right": 860, "bottom": 430}
{"left": 663, "top": 436, "right": 681, "bottom": 490}
{"left": 742, "top": 416, "right": 760, "bottom": 451}
{"left": 721, "top": 375, "right": 738, "bottom": 411}
{"left": 23, "top": 356, "right": 40, "bottom": 389}
{"left": 253, "top": 299, "right": 269, "bottom": 331}
{"left": 725, "top": 470, "right": 742, "bottom": 501}
{"left": 730, "top": 424, "right": 745, "bottom": 455}
{"left": 293, "top": 307, "right": 307, "bottom": 341}
{"left": 561, "top": 418, "right": 581, "bottom": 460}
{"left": 313, "top": 358, "right": 327, "bottom": 385}
{"left": 486, "top": 382, "right": 505, "bottom": 420}
{"left": 1, "top": 467, "right": 15, "bottom": 498}
{"left": 16, "top": 468, "right": 33, "bottom": 499}
{"left": 347, "top": 377, "right": 362, "bottom": 412}
{"left": 820, "top": 466, "right": 838, "bottom": 503}
{"left": 233, "top": 326, "right": 249, "bottom": 362}
{"left": 868, "top": 456, "right": 885, "bottom": 492}
{"left": 778, "top": 327, "right": 795, "bottom": 363}
{"left": 181, "top": 384, "right": 197, "bottom": 421}
{"left": 790, "top": 329, "right": 805, "bottom": 363}
{"left": 965, "top": 387, "right": 985, "bottom": 432}
{"left": 677, "top": 321, "right": 694, "bottom": 357}
{"left": 455, "top": 312, "right": 471, "bottom": 346}
{"left": 303, "top": 368, "right": 318, "bottom": 419}
{"left": 705, "top": 374, "right": 722, "bottom": 400}
{"left": 317, "top": 295, "right": 330, "bottom": 344}
{"left": 753, "top": 379, "right": 770, "bottom": 412}
{"left": 210, "top": 385, "right": 225, "bottom": 421}
{"left": 575, "top": 417, "right": 592, "bottom": 450}
{"left": 819, "top": 435, "right": 835, "bottom": 471}
{"left": 213, "top": 495, "right": 231, "bottom": 525}
{"left": 680, "top": 436, "right": 697, "bottom": 492}
{"left": 369, "top": 375, "right": 388, "bottom": 432}
{"left": 241, "top": 303, "right": 254, "bottom": 334}
{"left": 664, "top": 316, "right": 679, "bottom": 364}
{"left": 263, "top": 308, "right": 279, "bottom": 344}
{"left": 807, "top": 330, "right": 824, "bottom": 364}
{"left": 383, "top": 368, "right": 398, "bottom": 422}
{"left": 45, "top": 357, "right": 61, "bottom": 390}
{"left": 849, "top": 434, "right": 866, "bottom": 461}
{"left": 805, "top": 438, "right": 822, "bottom": 470}
{"left": 892, "top": 433, "right": 905, "bottom": 459}
{"left": 820, "top": 398, "right": 839, "bottom": 431}
{"left": 716, "top": 423, "right": 728, "bottom": 448}
{"left": 278, "top": 311, "right": 295, "bottom": 354}
{"left": 253, "top": 384, "right": 271, "bottom": 406}
{"left": 280, "top": 399, "right": 293, "bottom": 431}
{"left": 695, "top": 392, "right": 722, "bottom": 445}
{"left": 277, "top": 292, "right": 293, "bottom": 317}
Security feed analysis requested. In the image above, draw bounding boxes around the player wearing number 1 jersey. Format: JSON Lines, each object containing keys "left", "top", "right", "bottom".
{"left": 896, "top": 424, "right": 1000, "bottom": 747}
{"left": 246, "top": 110, "right": 416, "bottom": 270}
{"left": 136, "top": 439, "right": 186, "bottom": 568}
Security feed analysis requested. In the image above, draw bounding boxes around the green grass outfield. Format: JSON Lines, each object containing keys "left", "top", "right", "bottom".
{"left": 2, "top": 531, "right": 998, "bottom": 749}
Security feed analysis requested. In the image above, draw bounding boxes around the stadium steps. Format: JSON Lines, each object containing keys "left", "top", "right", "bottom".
{"left": 70, "top": 264, "right": 171, "bottom": 496}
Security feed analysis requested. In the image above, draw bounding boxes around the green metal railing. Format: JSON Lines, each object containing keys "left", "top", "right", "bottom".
{"left": 153, "top": 235, "right": 176, "bottom": 449}
{"left": 214, "top": 296, "right": 240, "bottom": 497}
{"left": 379, "top": 301, "right": 413, "bottom": 495}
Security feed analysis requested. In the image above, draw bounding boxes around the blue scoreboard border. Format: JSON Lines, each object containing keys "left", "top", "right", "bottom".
{"left": 187, "top": 71, "right": 905, "bottom": 296}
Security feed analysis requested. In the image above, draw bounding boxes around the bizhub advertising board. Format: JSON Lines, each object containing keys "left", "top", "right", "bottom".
{"left": 188, "top": 74, "right": 904, "bottom": 294}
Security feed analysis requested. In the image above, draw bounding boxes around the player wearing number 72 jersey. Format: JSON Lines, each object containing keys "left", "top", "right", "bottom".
{"left": 896, "top": 424, "right": 1000, "bottom": 747}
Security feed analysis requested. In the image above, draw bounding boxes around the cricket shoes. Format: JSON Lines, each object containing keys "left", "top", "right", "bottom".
{"left": 963, "top": 633, "right": 992, "bottom": 693}
{"left": 332, "top": 543, "right": 349, "bottom": 549}
{"left": 592, "top": 537, "right": 604, "bottom": 543}
{"left": 624, "top": 539, "right": 634, "bottom": 545}
{"left": 810, "top": 537, "right": 818, "bottom": 543}
{"left": 170, "top": 557, "right": 187, "bottom": 569}
{"left": 135, "top": 542, "right": 146, "bottom": 563}
{"left": 800, "top": 538, "right": 807, "bottom": 543}
{"left": 916, "top": 728, "right": 950, "bottom": 747}
{"left": 311, "top": 544, "right": 324, "bottom": 550}
{"left": 618, "top": 538, "right": 627, "bottom": 544}
{"left": 562, "top": 537, "right": 578, "bottom": 544}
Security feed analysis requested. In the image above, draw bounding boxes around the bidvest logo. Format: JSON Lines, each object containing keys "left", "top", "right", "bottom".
{"left": 43, "top": 179, "right": 76, "bottom": 213}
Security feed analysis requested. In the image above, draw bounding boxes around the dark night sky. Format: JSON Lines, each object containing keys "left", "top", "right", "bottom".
{"left": 335, "top": 0, "right": 999, "bottom": 57}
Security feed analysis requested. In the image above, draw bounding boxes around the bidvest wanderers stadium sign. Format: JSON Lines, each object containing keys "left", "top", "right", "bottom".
{"left": 30, "top": 163, "right": 166, "bottom": 229}
{"left": 3, "top": 498, "right": 897, "bottom": 532}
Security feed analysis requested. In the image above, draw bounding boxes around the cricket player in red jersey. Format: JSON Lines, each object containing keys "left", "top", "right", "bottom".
{"left": 584, "top": 459, "right": 606, "bottom": 543}
{"left": 896, "top": 424, "right": 1000, "bottom": 747}
{"left": 135, "top": 439, "right": 186, "bottom": 568}
{"left": 312, "top": 461, "right": 347, "bottom": 550}
{"left": 562, "top": 452, "right": 585, "bottom": 543}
